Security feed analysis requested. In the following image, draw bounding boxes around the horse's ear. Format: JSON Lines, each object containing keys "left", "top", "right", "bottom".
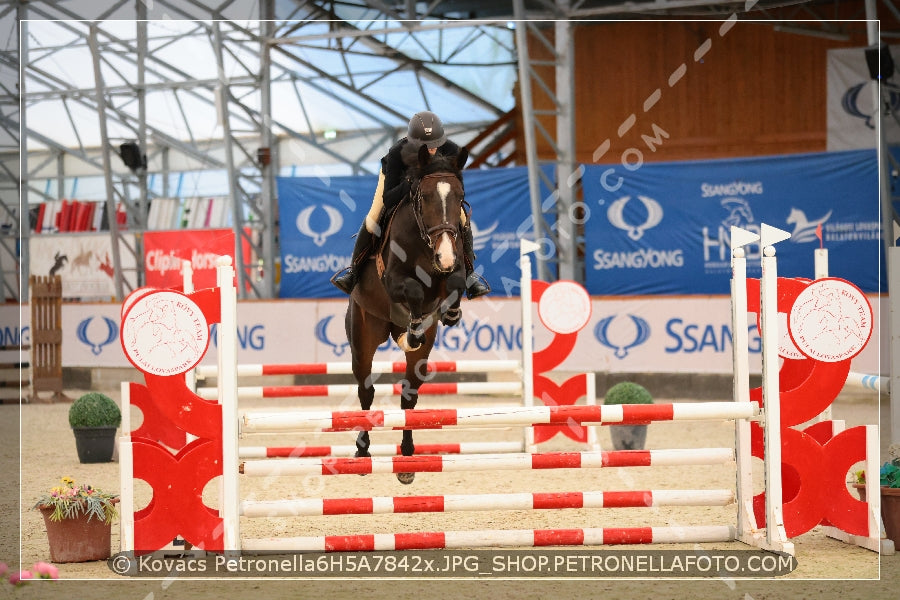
{"left": 418, "top": 143, "right": 430, "bottom": 167}
{"left": 456, "top": 147, "right": 469, "bottom": 170}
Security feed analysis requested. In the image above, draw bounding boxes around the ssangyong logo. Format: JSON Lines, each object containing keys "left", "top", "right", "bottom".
{"left": 594, "top": 195, "right": 683, "bottom": 271}
{"left": 594, "top": 314, "right": 650, "bottom": 359}
{"left": 76, "top": 316, "right": 118, "bottom": 355}
{"left": 296, "top": 205, "right": 343, "bottom": 247}
{"left": 607, "top": 195, "right": 663, "bottom": 240}
{"left": 842, "top": 82, "right": 900, "bottom": 129}
{"left": 315, "top": 315, "right": 349, "bottom": 356}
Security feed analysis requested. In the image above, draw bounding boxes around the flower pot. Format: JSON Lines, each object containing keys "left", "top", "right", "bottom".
{"left": 72, "top": 426, "right": 118, "bottom": 463}
{"left": 38, "top": 506, "right": 112, "bottom": 563}
{"left": 609, "top": 424, "right": 647, "bottom": 451}
{"left": 850, "top": 484, "right": 900, "bottom": 545}
{"left": 881, "top": 487, "right": 900, "bottom": 546}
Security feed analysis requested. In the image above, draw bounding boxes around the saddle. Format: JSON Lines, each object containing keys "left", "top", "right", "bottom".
{"left": 373, "top": 199, "right": 406, "bottom": 279}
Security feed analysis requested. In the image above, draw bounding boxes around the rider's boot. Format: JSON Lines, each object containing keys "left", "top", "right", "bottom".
{"left": 331, "top": 225, "right": 374, "bottom": 294}
{"left": 461, "top": 224, "right": 490, "bottom": 299}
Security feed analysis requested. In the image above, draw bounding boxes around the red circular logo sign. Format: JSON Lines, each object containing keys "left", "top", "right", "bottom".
{"left": 788, "top": 278, "right": 872, "bottom": 363}
{"left": 538, "top": 280, "right": 592, "bottom": 335}
{"left": 121, "top": 290, "right": 210, "bottom": 376}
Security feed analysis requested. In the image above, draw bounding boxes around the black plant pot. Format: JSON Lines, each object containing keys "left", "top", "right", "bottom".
{"left": 609, "top": 424, "right": 647, "bottom": 451}
{"left": 72, "top": 427, "right": 118, "bottom": 463}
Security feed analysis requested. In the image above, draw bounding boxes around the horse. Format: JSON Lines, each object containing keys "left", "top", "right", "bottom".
{"left": 346, "top": 144, "right": 469, "bottom": 484}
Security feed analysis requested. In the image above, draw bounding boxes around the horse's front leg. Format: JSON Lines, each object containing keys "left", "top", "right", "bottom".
{"left": 396, "top": 387, "right": 418, "bottom": 485}
{"left": 394, "top": 278, "right": 427, "bottom": 351}
{"left": 396, "top": 323, "right": 437, "bottom": 485}
{"left": 440, "top": 270, "right": 466, "bottom": 327}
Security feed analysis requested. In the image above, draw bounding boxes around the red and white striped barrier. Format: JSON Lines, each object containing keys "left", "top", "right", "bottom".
{"left": 197, "top": 380, "right": 522, "bottom": 400}
{"left": 239, "top": 441, "right": 524, "bottom": 459}
{"left": 241, "top": 525, "right": 737, "bottom": 552}
{"left": 241, "top": 402, "right": 759, "bottom": 433}
{"left": 239, "top": 448, "right": 734, "bottom": 477}
{"left": 241, "top": 489, "right": 735, "bottom": 518}
{"left": 195, "top": 359, "right": 521, "bottom": 379}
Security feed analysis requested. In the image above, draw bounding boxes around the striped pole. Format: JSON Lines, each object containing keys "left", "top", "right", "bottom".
{"left": 239, "top": 448, "right": 735, "bottom": 477}
{"left": 195, "top": 359, "right": 521, "bottom": 379}
{"left": 239, "top": 441, "right": 524, "bottom": 459}
{"left": 241, "top": 402, "right": 759, "bottom": 433}
{"left": 241, "top": 489, "right": 735, "bottom": 518}
{"left": 241, "top": 525, "right": 736, "bottom": 552}
{"left": 844, "top": 371, "right": 889, "bottom": 396}
{"left": 197, "top": 381, "right": 522, "bottom": 400}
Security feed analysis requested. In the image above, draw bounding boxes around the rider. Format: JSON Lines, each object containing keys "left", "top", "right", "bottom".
{"left": 331, "top": 110, "right": 491, "bottom": 299}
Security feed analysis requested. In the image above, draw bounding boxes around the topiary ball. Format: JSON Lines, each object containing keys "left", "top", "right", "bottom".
{"left": 603, "top": 381, "right": 653, "bottom": 405}
{"left": 68, "top": 392, "right": 122, "bottom": 429}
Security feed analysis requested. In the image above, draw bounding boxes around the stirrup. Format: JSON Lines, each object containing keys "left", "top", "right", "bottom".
{"left": 331, "top": 267, "right": 356, "bottom": 294}
{"left": 465, "top": 272, "right": 491, "bottom": 299}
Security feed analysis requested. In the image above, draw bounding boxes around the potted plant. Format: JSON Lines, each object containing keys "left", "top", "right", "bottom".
{"left": 603, "top": 381, "right": 653, "bottom": 450}
{"left": 848, "top": 458, "right": 900, "bottom": 546}
{"left": 33, "top": 477, "right": 119, "bottom": 563}
{"left": 69, "top": 392, "right": 121, "bottom": 463}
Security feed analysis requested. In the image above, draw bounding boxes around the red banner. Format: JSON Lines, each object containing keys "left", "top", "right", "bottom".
{"left": 143, "top": 229, "right": 238, "bottom": 290}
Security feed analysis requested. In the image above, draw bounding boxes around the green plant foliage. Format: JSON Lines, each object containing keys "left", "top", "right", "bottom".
{"left": 881, "top": 459, "right": 900, "bottom": 489}
{"left": 68, "top": 392, "right": 121, "bottom": 429}
{"left": 33, "top": 477, "right": 119, "bottom": 524}
{"left": 603, "top": 381, "right": 654, "bottom": 405}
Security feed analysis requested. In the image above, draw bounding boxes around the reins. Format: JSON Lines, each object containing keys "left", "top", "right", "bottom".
{"left": 375, "top": 169, "right": 467, "bottom": 279}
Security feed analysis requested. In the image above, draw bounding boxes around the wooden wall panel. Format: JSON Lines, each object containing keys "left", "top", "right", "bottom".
{"left": 521, "top": 20, "right": 870, "bottom": 164}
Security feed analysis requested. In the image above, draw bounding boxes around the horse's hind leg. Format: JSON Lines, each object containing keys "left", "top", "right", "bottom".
{"left": 348, "top": 300, "right": 387, "bottom": 459}
{"left": 395, "top": 324, "right": 437, "bottom": 485}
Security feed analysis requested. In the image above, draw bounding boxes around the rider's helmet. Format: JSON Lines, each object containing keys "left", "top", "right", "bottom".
{"left": 407, "top": 111, "right": 446, "bottom": 149}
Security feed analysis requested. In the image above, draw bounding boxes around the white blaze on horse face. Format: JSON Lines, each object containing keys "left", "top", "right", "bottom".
{"left": 436, "top": 181, "right": 451, "bottom": 221}
{"left": 437, "top": 232, "right": 455, "bottom": 270}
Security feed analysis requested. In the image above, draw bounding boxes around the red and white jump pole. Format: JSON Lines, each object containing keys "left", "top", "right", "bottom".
{"left": 195, "top": 359, "right": 520, "bottom": 379}
{"left": 239, "top": 447, "right": 735, "bottom": 478}
{"left": 239, "top": 441, "right": 524, "bottom": 459}
{"left": 241, "top": 525, "right": 737, "bottom": 553}
{"left": 196, "top": 380, "right": 522, "bottom": 400}
{"left": 240, "top": 402, "right": 758, "bottom": 434}
{"left": 241, "top": 488, "right": 735, "bottom": 518}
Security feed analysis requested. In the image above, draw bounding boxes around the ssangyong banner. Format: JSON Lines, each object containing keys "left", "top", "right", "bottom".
{"left": 582, "top": 149, "right": 881, "bottom": 295}
{"left": 51, "top": 296, "right": 882, "bottom": 378}
{"left": 143, "top": 229, "right": 237, "bottom": 290}
{"left": 276, "top": 166, "right": 548, "bottom": 299}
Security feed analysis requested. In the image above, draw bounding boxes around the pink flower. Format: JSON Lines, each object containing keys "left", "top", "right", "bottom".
{"left": 9, "top": 570, "right": 34, "bottom": 586}
{"left": 32, "top": 562, "right": 59, "bottom": 579}
{"left": 0, "top": 563, "right": 8, "bottom": 577}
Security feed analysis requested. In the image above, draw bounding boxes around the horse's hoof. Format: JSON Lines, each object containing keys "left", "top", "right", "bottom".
{"left": 397, "top": 472, "right": 415, "bottom": 485}
{"left": 397, "top": 333, "right": 422, "bottom": 352}
{"left": 355, "top": 450, "right": 371, "bottom": 476}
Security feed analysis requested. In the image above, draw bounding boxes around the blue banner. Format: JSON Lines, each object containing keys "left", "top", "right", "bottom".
{"left": 277, "top": 166, "right": 546, "bottom": 298}
{"left": 582, "top": 149, "right": 882, "bottom": 294}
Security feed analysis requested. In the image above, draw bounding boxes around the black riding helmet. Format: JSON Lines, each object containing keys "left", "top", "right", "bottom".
{"left": 407, "top": 111, "right": 446, "bottom": 149}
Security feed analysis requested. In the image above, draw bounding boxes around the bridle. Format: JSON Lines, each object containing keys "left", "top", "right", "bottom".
{"left": 409, "top": 171, "right": 469, "bottom": 250}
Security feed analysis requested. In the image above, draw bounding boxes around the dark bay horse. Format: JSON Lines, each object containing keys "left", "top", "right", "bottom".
{"left": 346, "top": 144, "right": 469, "bottom": 484}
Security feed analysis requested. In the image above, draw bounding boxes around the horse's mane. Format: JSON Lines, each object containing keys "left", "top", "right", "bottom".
{"left": 408, "top": 152, "right": 462, "bottom": 182}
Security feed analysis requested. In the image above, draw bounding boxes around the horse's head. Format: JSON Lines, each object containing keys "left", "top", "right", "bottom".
{"left": 409, "top": 145, "right": 469, "bottom": 273}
